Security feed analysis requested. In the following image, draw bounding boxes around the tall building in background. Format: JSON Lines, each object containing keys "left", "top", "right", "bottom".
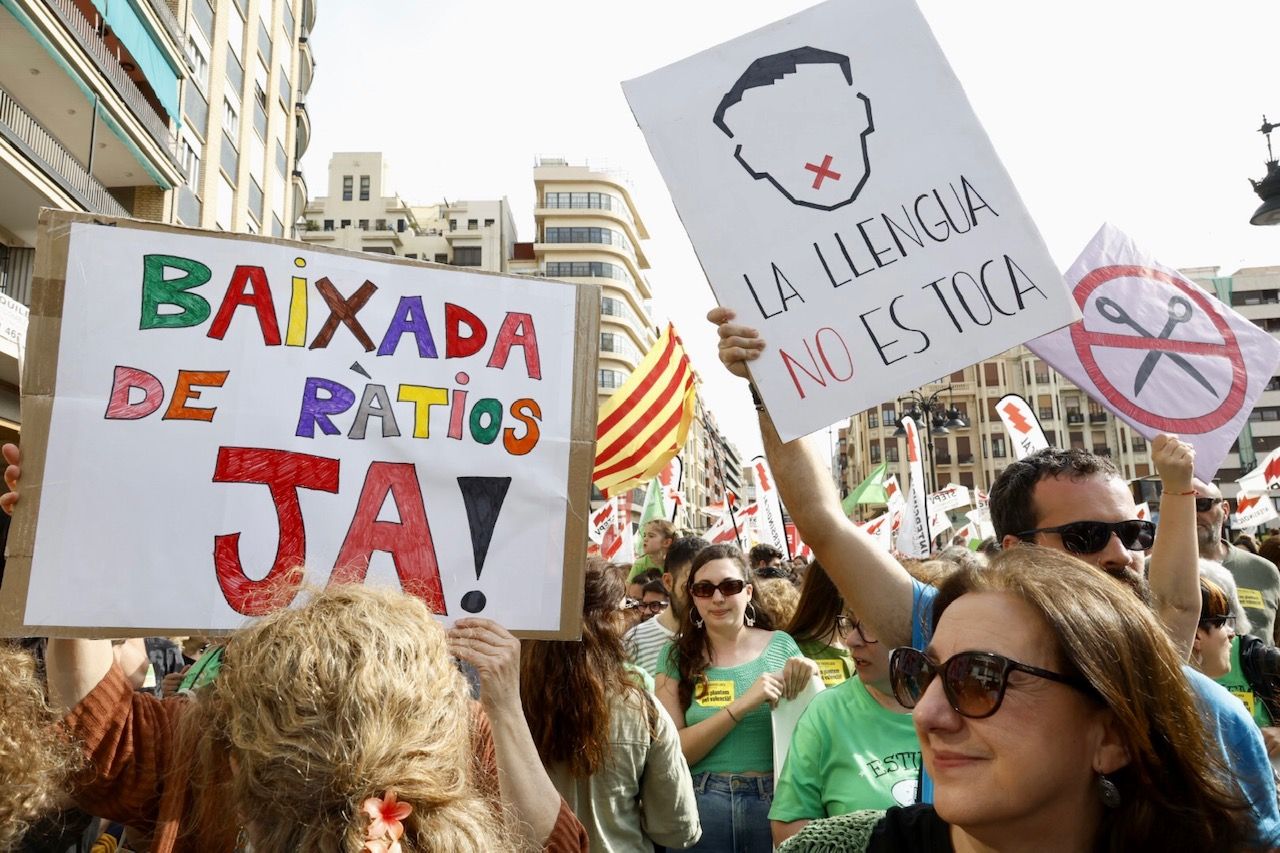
{"left": 176, "top": 0, "right": 313, "bottom": 236}
{"left": 300, "top": 151, "right": 516, "bottom": 269}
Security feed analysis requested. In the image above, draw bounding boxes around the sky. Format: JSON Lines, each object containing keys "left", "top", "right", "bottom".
{"left": 302, "top": 0, "right": 1280, "bottom": 462}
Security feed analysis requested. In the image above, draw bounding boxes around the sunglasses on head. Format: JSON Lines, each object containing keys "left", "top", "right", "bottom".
{"left": 1194, "top": 497, "right": 1219, "bottom": 513}
{"left": 689, "top": 578, "right": 747, "bottom": 598}
{"left": 1200, "top": 614, "right": 1236, "bottom": 630}
{"left": 1015, "top": 519, "right": 1155, "bottom": 555}
{"left": 889, "top": 647, "right": 1092, "bottom": 719}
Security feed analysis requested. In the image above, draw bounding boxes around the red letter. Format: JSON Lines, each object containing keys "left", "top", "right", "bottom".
{"left": 330, "top": 462, "right": 446, "bottom": 614}
{"left": 487, "top": 312, "right": 541, "bottom": 379}
{"left": 207, "top": 265, "right": 282, "bottom": 345}
{"left": 163, "top": 370, "right": 230, "bottom": 421}
{"left": 212, "top": 447, "right": 340, "bottom": 615}
{"left": 445, "top": 303, "right": 487, "bottom": 359}
{"left": 104, "top": 366, "right": 164, "bottom": 419}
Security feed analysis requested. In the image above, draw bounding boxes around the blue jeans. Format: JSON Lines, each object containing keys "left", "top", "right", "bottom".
{"left": 687, "top": 772, "right": 774, "bottom": 853}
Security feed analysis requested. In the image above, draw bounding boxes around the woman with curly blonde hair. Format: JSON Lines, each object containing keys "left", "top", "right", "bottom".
{"left": 43, "top": 585, "right": 587, "bottom": 853}
{"left": 0, "top": 642, "right": 80, "bottom": 852}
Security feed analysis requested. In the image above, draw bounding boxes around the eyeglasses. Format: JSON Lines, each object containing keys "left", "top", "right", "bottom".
{"left": 1199, "top": 614, "right": 1236, "bottom": 630}
{"left": 889, "top": 647, "right": 1092, "bottom": 719}
{"left": 835, "top": 615, "right": 877, "bottom": 644}
{"left": 637, "top": 600, "right": 670, "bottom": 615}
{"left": 689, "top": 578, "right": 747, "bottom": 598}
{"left": 1194, "top": 497, "right": 1219, "bottom": 513}
{"left": 1015, "top": 519, "right": 1155, "bottom": 555}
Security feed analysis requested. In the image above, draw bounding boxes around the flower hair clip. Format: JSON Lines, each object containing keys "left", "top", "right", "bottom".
{"left": 362, "top": 790, "right": 413, "bottom": 853}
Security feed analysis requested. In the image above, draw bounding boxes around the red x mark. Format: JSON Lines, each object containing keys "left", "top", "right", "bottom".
{"left": 804, "top": 154, "right": 842, "bottom": 189}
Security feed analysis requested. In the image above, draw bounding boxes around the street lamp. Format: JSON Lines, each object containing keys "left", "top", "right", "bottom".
{"left": 892, "top": 385, "right": 968, "bottom": 511}
{"left": 1249, "top": 116, "right": 1280, "bottom": 226}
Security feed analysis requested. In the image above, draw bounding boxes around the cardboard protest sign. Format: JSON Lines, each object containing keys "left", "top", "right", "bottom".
{"left": 624, "top": 0, "right": 1078, "bottom": 441}
{"left": 1, "top": 211, "right": 597, "bottom": 638}
{"left": 1029, "top": 224, "right": 1280, "bottom": 480}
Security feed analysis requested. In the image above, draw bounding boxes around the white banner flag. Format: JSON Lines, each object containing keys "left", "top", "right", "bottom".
{"left": 928, "top": 482, "right": 971, "bottom": 513}
{"left": 588, "top": 501, "right": 615, "bottom": 545}
{"left": 1233, "top": 493, "right": 1279, "bottom": 529}
{"left": 750, "top": 457, "right": 789, "bottom": 553}
{"left": 1028, "top": 224, "right": 1280, "bottom": 479}
{"left": 1237, "top": 448, "right": 1280, "bottom": 494}
{"left": 995, "top": 393, "right": 1049, "bottom": 459}
{"left": 897, "top": 416, "right": 931, "bottom": 557}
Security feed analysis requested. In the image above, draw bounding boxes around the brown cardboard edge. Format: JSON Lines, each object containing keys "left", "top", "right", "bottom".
{"left": 0, "top": 209, "right": 601, "bottom": 640}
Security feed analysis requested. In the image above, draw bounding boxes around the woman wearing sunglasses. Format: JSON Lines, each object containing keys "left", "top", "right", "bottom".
{"left": 1196, "top": 576, "right": 1280, "bottom": 758}
{"left": 655, "top": 544, "right": 817, "bottom": 853}
{"left": 779, "top": 546, "right": 1248, "bottom": 852}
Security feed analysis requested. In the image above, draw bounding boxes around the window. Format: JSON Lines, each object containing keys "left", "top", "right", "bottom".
{"left": 449, "top": 219, "right": 457, "bottom": 231}
{"left": 397, "top": 219, "right": 406, "bottom": 233}
{"left": 950, "top": 369, "right": 965, "bottom": 382}
{"left": 467, "top": 219, "right": 478, "bottom": 230}
{"left": 180, "top": 138, "right": 201, "bottom": 191}
{"left": 340, "top": 219, "right": 351, "bottom": 228}
{"left": 186, "top": 35, "right": 209, "bottom": 86}
{"left": 359, "top": 175, "right": 370, "bottom": 201}
{"left": 881, "top": 407, "right": 896, "bottom": 424}
{"left": 1132, "top": 435, "right": 1147, "bottom": 451}
{"left": 983, "top": 363, "right": 1000, "bottom": 384}
{"left": 545, "top": 261, "right": 630, "bottom": 283}
{"left": 599, "top": 369, "right": 626, "bottom": 389}
{"left": 406, "top": 253, "right": 418, "bottom": 259}
{"left": 223, "top": 98, "right": 240, "bottom": 136}
{"left": 342, "top": 175, "right": 353, "bottom": 201}
{"left": 357, "top": 219, "right": 369, "bottom": 231}
{"left": 885, "top": 445, "right": 900, "bottom": 463}
{"left": 375, "top": 219, "right": 386, "bottom": 231}
{"left": 454, "top": 247, "right": 482, "bottom": 266}
{"left": 323, "top": 219, "right": 333, "bottom": 231}
{"left": 959, "top": 472, "right": 975, "bottom": 489}
{"left": 991, "top": 435, "right": 1006, "bottom": 458}
{"left": 484, "top": 218, "right": 494, "bottom": 227}
{"left": 869, "top": 442, "right": 881, "bottom": 463}
{"left": 434, "top": 253, "right": 448, "bottom": 264}
{"left": 867, "top": 412, "right": 879, "bottom": 428}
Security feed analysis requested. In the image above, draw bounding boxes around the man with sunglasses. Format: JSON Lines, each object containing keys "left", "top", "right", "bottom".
{"left": 708, "top": 306, "right": 1280, "bottom": 844}
{"left": 1192, "top": 477, "right": 1280, "bottom": 646}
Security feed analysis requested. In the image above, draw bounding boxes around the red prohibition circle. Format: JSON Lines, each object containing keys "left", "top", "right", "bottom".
{"left": 1069, "top": 265, "right": 1246, "bottom": 432}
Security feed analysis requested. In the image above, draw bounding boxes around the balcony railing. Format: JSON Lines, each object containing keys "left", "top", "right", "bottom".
{"left": 1067, "top": 413, "right": 1084, "bottom": 424}
{"left": 958, "top": 454, "right": 975, "bottom": 464}
{"left": 45, "top": 0, "right": 182, "bottom": 169}
{"left": 0, "top": 85, "right": 128, "bottom": 216}
{"left": 1089, "top": 412, "right": 1108, "bottom": 422}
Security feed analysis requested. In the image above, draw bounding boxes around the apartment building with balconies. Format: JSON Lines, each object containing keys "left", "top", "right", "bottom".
{"left": 300, "top": 151, "right": 516, "bottom": 270}
{"left": 176, "top": 0, "right": 313, "bottom": 236}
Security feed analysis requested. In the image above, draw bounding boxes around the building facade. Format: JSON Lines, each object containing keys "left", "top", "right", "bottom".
{"left": 841, "top": 347, "right": 1156, "bottom": 508}
{"left": 300, "top": 152, "right": 516, "bottom": 270}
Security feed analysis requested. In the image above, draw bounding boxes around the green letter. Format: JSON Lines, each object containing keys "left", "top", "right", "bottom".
{"left": 141, "top": 254, "right": 212, "bottom": 329}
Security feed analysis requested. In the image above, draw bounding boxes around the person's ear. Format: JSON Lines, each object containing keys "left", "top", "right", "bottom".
{"left": 662, "top": 571, "right": 674, "bottom": 591}
{"left": 1000, "top": 533, "right": 1023, "bottom": 551}
{"left": 1091, "top": 710, "right": 1130, "bottom": 777}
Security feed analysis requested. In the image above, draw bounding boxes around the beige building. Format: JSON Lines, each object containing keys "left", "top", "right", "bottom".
{"left": 1184, "top": 265, "right": 1280, "bottom": 501}
{"left": 841, "top": 348, "right": 1156, "bottom": 506}
{"left": 177, "top": 0, "right": 314, "bottom": 236}
{"left": 300, "top": 151, "right": 516, "bottom": 269}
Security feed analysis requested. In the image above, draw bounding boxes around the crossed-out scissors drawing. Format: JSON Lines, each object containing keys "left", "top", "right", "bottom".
{"left": 1094, "top": 295, "right": 1217, "bottom": 397}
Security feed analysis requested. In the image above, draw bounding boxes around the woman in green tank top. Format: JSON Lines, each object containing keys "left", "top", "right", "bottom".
{"left": 655, "top": 544, "right": 817, "bottom": 853}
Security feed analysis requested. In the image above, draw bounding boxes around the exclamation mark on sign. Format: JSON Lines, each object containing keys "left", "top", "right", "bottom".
{"left": 457, "top": 476, "right": 512, "bottom": 613}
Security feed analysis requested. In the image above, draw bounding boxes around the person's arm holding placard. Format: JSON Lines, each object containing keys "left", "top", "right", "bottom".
{"left": 708, "top": 309, "right": 918, "bottom": 650}
{"left": 1147, "top": 435, "right": 1200, "bottom": 662}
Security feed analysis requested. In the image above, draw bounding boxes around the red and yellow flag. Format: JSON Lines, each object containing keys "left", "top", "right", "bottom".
{"left": 593, "top": 324, "right": 697, "bottom": 497}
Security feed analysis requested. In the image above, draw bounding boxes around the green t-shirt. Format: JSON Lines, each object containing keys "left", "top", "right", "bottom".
{"left": 658, "top": 630, "right": 802, "bottom": 775}
{"left": 770, "top": 675, "right": 921, "bottom": 821}
{"left": 1214, "top": 635, "right": 1275, "bottom": 728}
{"left": 797, "top": 638, "right": 854, "bottom": 687}
{"left": 629, "top": 554, "right": 663, "bottom": 581}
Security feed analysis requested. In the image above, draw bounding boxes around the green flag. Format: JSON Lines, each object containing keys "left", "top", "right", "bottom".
{"left": 842, "top": 462, "right": 888, "bottom": 515}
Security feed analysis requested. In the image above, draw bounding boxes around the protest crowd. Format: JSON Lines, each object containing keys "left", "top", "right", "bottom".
{"left": 2, "top": 299, "right": 1280, "bottom": 853}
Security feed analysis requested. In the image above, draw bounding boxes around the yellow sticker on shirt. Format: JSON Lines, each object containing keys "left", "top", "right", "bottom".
{"left": 1231, "top": 689, "right": 1257, "bottom": 715}
{"left": 816, "top": 659, "right": 848, "bottom": 687}
{"left": 697, "top": 680, "right": 736, "bottom": 707}
{"left": 1238, "top": 588, "right": 1266, "bottom": 610}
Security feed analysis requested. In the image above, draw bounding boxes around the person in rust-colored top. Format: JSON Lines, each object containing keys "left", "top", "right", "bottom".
{"left": 45, "top": 585, "right": 588, "bottom": 853}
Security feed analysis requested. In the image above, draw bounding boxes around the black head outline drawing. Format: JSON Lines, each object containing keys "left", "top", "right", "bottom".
{"left": 713, "top": 46, "right": 874, "bottom": 212}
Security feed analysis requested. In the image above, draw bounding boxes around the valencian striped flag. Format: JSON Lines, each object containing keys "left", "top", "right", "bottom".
{"left": 593, "top": 323, "right": 697, "bottom": 497}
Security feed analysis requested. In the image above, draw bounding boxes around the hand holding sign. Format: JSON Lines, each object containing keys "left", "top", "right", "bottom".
{"left": 1151, "top": 434, "right": 1195, "bottom": 496}
{"left": 710, "top": 306, "right": 766, "bottom": 381}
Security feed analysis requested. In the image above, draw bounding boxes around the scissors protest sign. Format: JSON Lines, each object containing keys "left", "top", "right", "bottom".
{"left": 0, "top": 211, "right": 598, "bottom": 639}
{"left": 1029, "top": 224, "right": 1280, "bottom": 480}
{"left": 623, "top": 0, "right": 1079, "bottom": 441}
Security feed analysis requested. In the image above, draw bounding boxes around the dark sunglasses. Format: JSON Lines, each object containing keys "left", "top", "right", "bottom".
{"left": 1015, "top": 519, "right": 1155, "bottom": 555}
{"left": 1200, "top": 614, "right": 1236, "bottom": 630}
{"left": 638, "top": 600, "right": 670, "bottom": 615}
{"left": 1194, "top": 497, "right": 1219, "bottom": 513}
{"left": 889, "top": 647, "right": 1092, "bottom": 719}
{"left": 835, "top": 615, "right": 877, "bottom": 644}
{"left": 689, "top": 578, "right": 747, "bottom": 598}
